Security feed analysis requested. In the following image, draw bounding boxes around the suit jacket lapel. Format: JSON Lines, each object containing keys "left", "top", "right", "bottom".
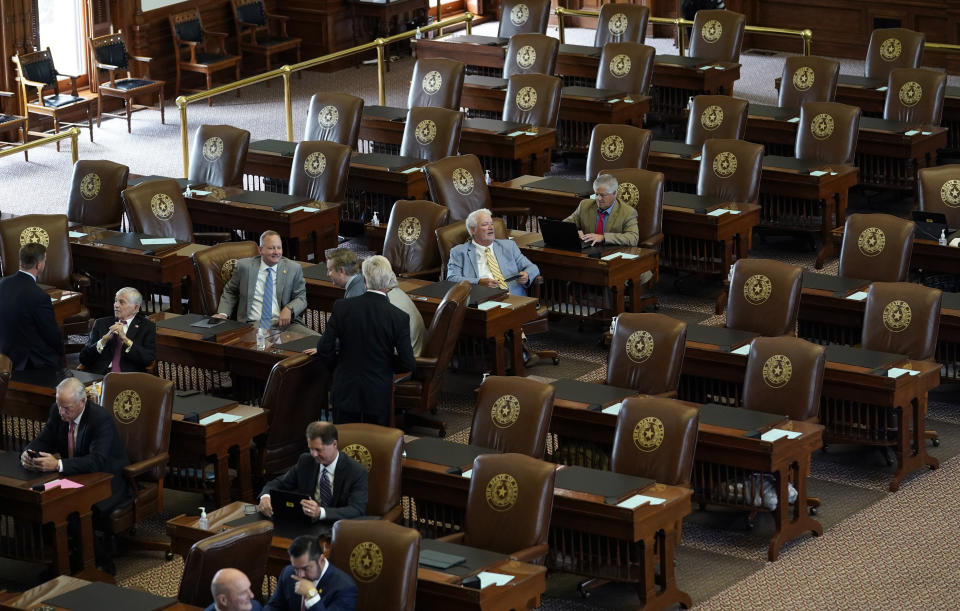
{"left": 125, "top": 315, "right": 141, "bottom": 343}
{"left": 465, "top": 242, "right": 479, "bottom": 278}
{"left": 276, "top": 260, "right": 287, "bottom": 304}
{"left": 246, "top": 258, "right": 259, "bottom": 320}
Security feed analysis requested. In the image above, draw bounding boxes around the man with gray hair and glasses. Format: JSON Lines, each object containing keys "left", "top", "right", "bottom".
{"left": 79, "top": 287, "right": 156, "bottom": 374}
{"left": 563, "top": 173, "right": 639, "bottom": 247}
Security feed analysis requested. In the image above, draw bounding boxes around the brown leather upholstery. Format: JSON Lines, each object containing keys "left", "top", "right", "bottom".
{"left": 177, "top": 520, "right": 273, "bottom": 607}
{"left": 795, "top": 101, "right": 860, "bottom": 165}
{"left": 883, "top": 68, "right": 946, "bottom": 127}
{"left": 862, "top": 282, "right": 942, "bottom": 361}
{"left": 838, "top": 213, "right": 914, "bottom": 282}
{"left": 865, "top": 28, "right": 924, "bottom": 82}
{"left": 685, "top": 95, "right": 749, "bottom": 148}
{"left": 436, "top": 219, "right": 508, "bottom": 280}
{"left": 498, "top": 0, "right": 551, "bottom": 37}
{"left": 598, "top": 168, "right": 663, "bottom": 249}
{"left": 502, "top": 73, "right": 562, "bottom": 129}
{"left": 188, "top": 124, "right": 250, "bottom": 188}
{"left": 383, "top": 200, "right": 449, "bottom": 278}
{"left": 611, "top": 397, "right": 699, "bottom": 486}
{"left": 469, "top": 376, "right": 555, "bottom": 458}
{"left": 742, "top": 336, "right": 826, "bottom": 421}
{"left": 918, "top": 164, "right": 960, "bottom": 230}
{"left": 727, "top": 258, "right": 802, "bottom": 337}
{"left": 424, "top": 154, "right": 491, "bottom": 222}
{"left": 191, "top": 241, "right": 260, "bottom": 315}
{"left": 778, "top": 55, "right": 840, "bottom": 111}
{"left": 337, "top": 423, "right": 404, "bottom": 521}
{"left": 303, "top": 92, "right": 364, "bottom": 147}
{"left": 67, "top": 160, "right": 129, "bottom": 230}
{"left": 687, "top": 9, "right": 745, "bottom": 63}
{"left": 399, "top": 107, "right": 463, "bottom": 162}
{"left": 331, "top": 519, "right": 420, "bottom": 611}
{"left": 697, "top": 139, "right": 763, "bottom": 205}
{"left": 408, "top": 58, "right": 465, "bottom": 109}
{"left": 122, "top": 178, "right": 195, "bottom": 242}
{"left": 607, "top": 313, "right": 686, "bottom": 395}
{"left": 586, "top": 124, "right": 652, "bottom": 181}
{"left": 288, "top": 140, "right": 352, "bottom": 203}
{"left": 504, "top": 33, "right": 558, "bottom": 78}
{"left": 594, "top": 3, "right": 649, "bottom": 45}
{"left": 595, "top": 42, "right": 656, "bottom": 97}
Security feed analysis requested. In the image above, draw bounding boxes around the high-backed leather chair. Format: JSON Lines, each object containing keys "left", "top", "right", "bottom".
{"left": 600, "top": 168, "right": 664, "bottom": 251}
{"left": 191, "top": 241, "right": 260, "bottom": 315}
{"left": 607, "top": 313, "right": 686, "bottom": 395}
{"left": 436, "top": 219, "right": 508, "bottom": 280}
{"left": 424, "top": 154, "right": 490, "bottom": 222}
{"left": 230, "top": 0, "right": 302, "bottom": 75}
{"left": 304, "top": 93, "right": 364, "bottom": 147}
{"left": 408, "top": 58, "right": 465, "bottom": 109}
{"left": 502, "top": 74, "right": 562, "bottom": 129}
{"left": 503, "top": 33, "right": 559, "bottom": 78}
{"left": 594, "top": 3, "right": 649, "bottom": 45}
{"left": 383, "top": 200, "right": 449, "bottom": 279}
{"left": 884, "top": 68, "right": 946, "bottom": 127}
{"left": 177, "top": 520, "right": 273, "bottom": 607}
{"left": 89, "top": 32, "right": 165, "bottom": 133}
{"left": 698, "top": 139, "right": 763, "bottom": 205}
{"left": 338, "top": 423, "right": 404, "bottom": 521}
{"left": 795, "top": 101, "right": 860, "bottom": 165}
{"left": 864, "top": 28, "right": 925, "bottom": 82}
{"left": 498, "top": 0, "right": 551, "bottom": 37}
{"left": 686, "top": 95, "right": 749, "bottom": 148}
{"left": 585, "top": 124, "right": 651, "bottom": 181}
{"left": 611, "top": 397, "right": 698, "bottom": 485}
{"left": 67, "top": 160, "right": 129, "bottom": 230}
{"left": 331, "top": 520, "right": 420, "bottom": 611}
{"left": 862, "top": 282, "right": 942, "bottom": 361}
{"left": 595, "top": 42, "right": 656, "bottom": 98}
{"left": 687, "top": 9, "right": 745, "bottom": 63}
{"left": 438, "top": 453, "right": 555, "bottom": 563}
{"left": 188, "top": 124, "right": 250, "bottom": 188}
{"left": 778, "top": 55, "right": 840, "bottom": 111}
{"left": 168, "top": 7, "right": 241, "bottom": 103}
{"left": 469, "top": 376, "right": 554, "bottom": 458}
{"left": 726, "top": 258, "right": 802, "bottom": 337}
{"left": 122, "top": 178, "right": 196, "bottom": 243}
{"left": 918, "top": 164, "right": 960, "bottom": 230}
{"left": 288, "top": 140, "right": 352, "bottom": 203}
{"left": 12, "top": 48, "right": 94, "bottom": 148}
{"left": 742, "top": 336, "right": 826, "bottom": 421}
{"left": 399, "top": 107, "right": 463, "bottom": 162}
{"left": 838, "top": 213, "right": 914, "bottom": 282}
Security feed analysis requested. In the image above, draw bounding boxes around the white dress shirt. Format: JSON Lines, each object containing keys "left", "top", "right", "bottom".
{"left": 473, "top": 240, "right": 497, "bottom": 281}
{"left": 249, "top": 261, "right": 280, "bottom": 324}
{"left": 95, "top": 316, "right": 134, "bottom": 365}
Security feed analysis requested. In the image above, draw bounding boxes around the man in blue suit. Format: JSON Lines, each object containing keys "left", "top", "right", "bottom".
{"left": 265, "top": 535, "right": 357, "bottom": 611}
{"left": 205, "top": 568, "right": 262, "bottom": 611}
{"left": 447, "top": 208, "right": 540, "bottom": 296}
{"left": 0, "top": 242, "right": 62, "bottom": 370}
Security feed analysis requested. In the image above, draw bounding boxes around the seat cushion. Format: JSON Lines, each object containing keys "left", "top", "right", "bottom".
{"left": 42, "top": 94, "right": 86, "bottom": 108}
{"left": 194, "top": 53, "right": 234, "bottom": 65}
{"left": 0, "top": 114, "right": 23, "bottom": 125}
{"left": 110, "top": 78, "right": 158, "bottom": 91}
{"left": 394, "top": 381, "right": 423, "bottom": 400}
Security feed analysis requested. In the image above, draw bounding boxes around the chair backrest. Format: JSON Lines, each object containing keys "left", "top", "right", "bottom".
{"left": 503, "top": 33, "right": 558, "bottom": 78}
{"left": 331, "top": 520, "right": 420, "bottom": 611}
{"left": 13, "top": 49, "right": 58, "bottom": 95}
{"left": 304, "top": 93, "right": 364, "bottom": 147}
{"left": 865, "top": 28, "right": 924, "bottom": 82}
{"left": 424, "top": 154, "right": 491, "bottom": 222}
{"left": 687, "top": 9, "right": 745, "bottom": 63}
{"left": 585, "top": 124, "right": 651, "bottom": 182}
{"left": 795, "top": 101, "right": 860, "bottom": 166}
{"left": 90, "top": 33, "right": 130, "bottom": 73}
{"left": 594, "top": 3, "right": 649, "bottom": 45}
{"left": 599, "top": 168, "right": 663, "bottom": 243}
{"left": 918, "top": 164, "right": 960, "bottom": 230}
{"left": 177, "top": 520, "right": 274, "bottom": 607}
{"left": 399, "top": 107, "right": 463, "bottom": 162}
{"left": 498, "top": 0, "right": 551, "bottom": 37}
{"left": 697, "top": 138, "right": 763, "bottom": 204}
{"left": 611, "top": 397, "right": 699, "bottom": 486}
{"left": 778, "top": 55, "right": 840, "bottom": 111}
{"left": 337, "top": 423, "right": 403, "bottom": 518}
{"left": 122, "top": 178, "right": 194, "bottom": 242}
{"left": 469, "top": 376, "right": 554, "bottom": 458}
{"left": 421, "top": 281, "right": 470, "bottom": 364}
{"left": 191, "top": 241, "right": 260, "bottom": 316}
{"left": 0, "top": 214, "right": 72, "bottom": 287}
{"left": 288, "top": 140, "right": 352, "bottom": 203}
{"left": 502, "top": 73, "right": 562, "bottom": 129}
{"left": 188, "top": 124, "right": 250, "bottom": 188}
{"left": 436, "top": 219, "right": 508, "bottom": 280}
{"left": 685, "top": 95, "right": 748, "bottom": 148}
{"left": 839, "top": 213, "right": 914, "bottom": 282}
{"left": 170, "top": 8, "right": 204, "bottom": 45}
{"left": 595, "top": 42, "right": 656, "bottom": 98}
{"left": 67, "top": 160, "right": 129, "bottom": 229}
{"left": 607, "top": 313, "right": 686, "bottom": 395}
{"left": 742, "top": 336, "right": 826, "bottom": 421}
{"left": 383, "top": 199, "right": 449, "bottom": 276}
{"left": 408, "top": 58, "right": 465, "bottom": 109}
{"left": 101, "top": 372, "right": 174, "bottom": 480}
{"left": 883, "top": 67, "right": 946, "bottom": 127}
{"left": 727, "top": 258, "right": 802, "bottom": 337}
{"left": 232, "top": 0, "right": 268, "bottom": 27}
{"left": 862, "top": 282, "right": 942, "bottom": 361}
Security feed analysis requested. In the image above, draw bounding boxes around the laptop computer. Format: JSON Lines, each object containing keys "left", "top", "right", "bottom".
{"left": 912, "top": 211, "right": 950, "bottom": 241}
{"left": 534, "top": 219, "right": 605, "bottom": 257}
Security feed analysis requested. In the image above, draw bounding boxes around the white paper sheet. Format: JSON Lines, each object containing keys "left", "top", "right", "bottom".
{"left": 731, "top": 344, "right": 751, "bottom": 355}
{"left": 141, "top": 238, "right": 177, "bottom": 245}
{"left": 761, "top": 428, "right": 802, "bottom": 442}
{"left": 602, "top": 402, "right": 622, "bottom": 415}
{"left": 846, "top": 291, "right": 868, "bottom": 301}
{"left": 68, "top": 231, "right": 87, "bottom": 238}
{"left": 617, "top": 494, "right": 666, "bottom": 509}
{"left": 199, "top": 412, "right": 243, "bottom": 425}
{"left": 477, "top": 572, "right": 514, "bottom": 588}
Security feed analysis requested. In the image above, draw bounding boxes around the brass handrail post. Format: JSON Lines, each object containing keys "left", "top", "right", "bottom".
{"left": 376, "top": 39, "right": 387, "bottom": 106}
{"left": 802, "top": 29, "right": 812, "bottom": 56}
{"left": 177, "top": 96, "right": 189, "bottom": 178}
{"left": 69, "top": 128, "right": 79, "bottom": 164}
{"left": 465, "top": 11, "right": 473, "bottom": 34}
{"left": 282, "top": 66, "right": 294, "bottom": 141}
{"left": 556, "top": 8, "right": 567, "bottom": 44}
{"left": 677, "top": 18, "right": 686, "bottom": 57}
{"left": 0, "top": 128, "right": 81, "bottom": 160}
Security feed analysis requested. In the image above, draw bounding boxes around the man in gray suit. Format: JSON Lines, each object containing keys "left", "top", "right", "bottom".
{"left": 326, "top": 248, "right": 365, "bottom": 298}
{"left": 447, "top": 208, "right": 539, "bottom": 297}
{"left": 213, "top": 230, "right": 316, "bottom": 335}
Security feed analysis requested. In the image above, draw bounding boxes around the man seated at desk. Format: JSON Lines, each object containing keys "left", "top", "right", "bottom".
{"left": 0, "top": 243, "right": 63, "bottom": 370}
{"left": 265, "top": 535, "right": 357, "bottom": 611}
{"left": 325, "top": 248, "right": 365, "bottom": 298}
{"left": 79, "top": 287, "right": 156, "bottom": 374}
{"left": 447, "top": 208, "right": 540, "bottom": 296}
{"left": 208, "top": 568, "right": 262, "bottom": 611}
{"left": 563, "top": 174, "right": 639, "bottom": 247}
{"left": 213, "top": 230, "right": 316, "bottom": 335}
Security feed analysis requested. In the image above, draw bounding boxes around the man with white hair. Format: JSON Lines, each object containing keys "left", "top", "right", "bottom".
{"left": 383, "top": 260, "right": 425, "bottom": 357}
{"left": 563, "top": 173, "right": 639, "bottom": 246}
{"left": 79, "top": 287, "right": 156, "bottom": 374}
{"left": 447, "top": 208, "right": 539, "bottom": 296}
{"left": 206, "top": 568, "right": 262, "bottom": 611}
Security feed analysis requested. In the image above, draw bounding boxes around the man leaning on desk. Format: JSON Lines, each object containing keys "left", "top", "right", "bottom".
{"left": 563, "top": 174, "right": 640, "bottom": 247}
{"left": 0, "top": 243, "right": 63, "bottom": 370}
{"left": 79, "top": 287, "right": 156, "bottom": 374}
{"left": 265, "top": 535, "right": 357, "bottom": 611}
{"left": 447, "top": 208, "right": 540, "bottom": 296}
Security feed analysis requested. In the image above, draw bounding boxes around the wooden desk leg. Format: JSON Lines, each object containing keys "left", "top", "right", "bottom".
{"left": 629, "top": 280, "right": 642, "bottom": 313}
{"left": 768, "top": 462, "right": 822, "bottom": 561}
{"left": 651, "top": 526, "right": 691, "bottom": 610}
{"left": 512, "top": 328, "right": 525, "bottom": 377}
{"left": 236, "top": 441, "right": 255, "bottom": 502}
{"left": 614, "top": 283, "right": 626, "bottom": 315}
{"left": 215, "top": 452, "right": 231, "bottom": 507}
{"left": 169, "top": 280, "right": 184, "bottom": 314}
{"left": 815, "top": 198, "right": 835, "bottom": 270}
{"left": 493, "top": 335, "right": 507, "bottom": 376}
{"left": 78, "top": 509, "right": 97, "bottom": 572}
{"left": 53, "top": 519, "right": 71, "bottom": 576}
{"left": 891, "top": 395, "right": 939, "bottom": 492}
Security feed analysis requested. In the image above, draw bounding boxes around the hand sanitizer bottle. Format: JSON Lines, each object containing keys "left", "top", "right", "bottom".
{"left": 371, "top": 211, "right": 380, "bottom": 227}
{"left": 198, "top": 507, "right": 209, "bottom": 530}
{"left": 484, "top": 169, "right": 492, "bottom": 185}
{"left": 415, "top": 26, "right": 423, "bottom": 40}
{"left": 939, "top": 229, "right": 948, "bottom": 246}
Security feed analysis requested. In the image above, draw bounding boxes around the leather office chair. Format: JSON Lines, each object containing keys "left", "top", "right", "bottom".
{"left": 67, "top": 160, "right": 129, "bottom": 230}
{"left": 595, "top": 42, "right": 656, "bottom": 98}
{"left": 498, "top": 0, "right": 551, "bottom": 37}
{"left": 177, "top": 520, "right": 274, "bottom": 607}
{"left": 169, "top": 8, "right": 241, "bottom": 104}
{"left": 303, "top": 93, "right": 364, "bottom": 147}
{"left": 438, "top": 453, "right": 555, "bottom": 564}
{"left": 726, "top": 258, "right": 802, "bottom": 337}
{"left": 89, "top": 32, "right": 165, "bottom": 133}
{"left": 795, "top": 102, "right": 860, "bottom": 166}
{"left": 742, "top": 336, "right": 826, "bottom": 421}
{"left": 424, "top": 154, "right": 490, "bottom": 222}
{"left": 864, "top": 28, "right": 924, "bottom": 82}
{"left": 331, "top": 519, "right": 420, "bottom": 611}
{"left": 337, "top": 423, "right": 404, "bottom": 521}
{"left": 12, "top": 48, "right": 94, "bottom": 149}
{"left": 778, "top": 55, "right": 840, "bottom": 111}
{"left": 230, "top": 0, "right": 302, "bottom": 75}
{"left": 469, "top": 376, "right": 555, "bottom": 458}
{"left": 191, "top": 241, "right": 260, "bottom": 315}
{"left": 382, "top": 200, "right": 449, "bottom": 279}
{"left": 685, "top": 96, "right": 749, "bottom": 148}
{"left": 612, "top": 396, "right": 699, "bottom": 485}
{"left": 399, "top": 107, "right": 463, "bottom": 162}
{"left": 687, "top": 9, "right": 745, "bottom": 63}
{"left": 698, "top": 139, "right": 764, "bottom": 206}
{"left": 188, "top": 124, "right": 251, "bottom": 188}
{"left": 408, "top": 59, "right": 465, "bottom": 109}
{"left": 600, "top": 168, "right": 664, "bottom": 251}
{"left": 594, "top": 3, "right": 649, "bottom": 45}
{"left": 503, "top": 33, "right": 559, "bottom": 78}
{"left": 918, "top": 165, "right": 960, "bottom": 231}
{"left": 122, "top": 178, "right": 229, "bottom": 244}
{"left": 585, "top": 124, "right": 652, "bottom": 181}
{"left": 502, "top": 74, "right": 562, "bottom": 129}
{"left": 838, "top": 213, "right": 914, "bottom": 282}
{"left": 289, "top": 140, "right": 352, "bottom": 204}
{"left": 883, "top": 68, "right": 946, "bottom": 127}
{"left": 607, "top": 313, "right": 686, "bottom": 395}
{"left": 0, "top": 90, "right": 27, "bottom": 160}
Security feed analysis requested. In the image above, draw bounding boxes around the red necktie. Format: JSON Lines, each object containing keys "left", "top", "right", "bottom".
{"left": 111, "top": 321, "right": 126, "bottom": 371}
{"left": 595, "top": 210, "right": 607, "bottom": 234}
{"left": 67, "top": 420, "right": 75, "bottom": 459}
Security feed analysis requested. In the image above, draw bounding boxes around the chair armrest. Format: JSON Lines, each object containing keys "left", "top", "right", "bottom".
{"left": 640, "top": 232, "right": 663, "bottom": 250}
{"left": 510, "top": 543, "right": 548, "bottom": 564}
{"left": 412, "top": 356, "right": 439, "bottom": 380}
{"left": 71, "top": 272, "right": 91, "bottom": 289}
{"left": 122, "top": 452, "right": 169, "bottom": 481}
{"left": 436, "top": 532, "right": 466, "bottom": 544}
{"left": 96, "top": 62, "right": 120, "bottom": 71}
{"left": 265, "top": 12, "right": 289, "bottom": 22}
{"left": 205, "top": 30, "right": 229, "bottom": 39}
{"left": 0, "top": 91, "right": 13, "bottom": 98}
{"left": 398, "top": 267, "right": 440, "bottom": 280}
{"left": 382, "top": 504, "right": 403, "bottom": 523}
{"left": 130, "top": 55, "right": 153, "bottom": 64}
{"left": 655, "top": 390, "right": 678, "bottom": 399}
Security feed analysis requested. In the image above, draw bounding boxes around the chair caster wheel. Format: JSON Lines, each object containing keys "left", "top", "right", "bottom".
{"left": 552, "top": 357, "right": 559, "bottom": 365}
{"left": 165, "top": 551, "right": 174, "bottom": 561}
{"left": 809, "top": 507, "right": 817, "bottom": 516}
{"left": 577, "top": 583, "right": 591, "bottom": 599}
{"left": 932, "top": 438, "right": 941, "bottom": 447}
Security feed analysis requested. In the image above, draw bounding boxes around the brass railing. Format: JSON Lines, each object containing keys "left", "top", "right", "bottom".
{"left": 925, "top": 41, "right": 960, "bottom": 53}
{"left": 0, "top": 128, "right": 80, "bottom": 163}
{"left": 175, "top": 13, "right": 474, "bottom": 177}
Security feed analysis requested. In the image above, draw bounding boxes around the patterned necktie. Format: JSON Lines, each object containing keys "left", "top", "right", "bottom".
{"left": 315, "top": 466, "right": 332, "bottom": 507}
{"left": 259, "top": 267, "right": 274, "bottom": 329}
{"left": 67, "top": 420, "right": 75, "bottom": 459}
{"left": 110, "top": 320, "right": 126, "bottom": 372}
{"left": 484, "top": 247, "right": 508, "bottom": 289}
{"left": 595, "top": 209, "right": 608, "bottom": 234}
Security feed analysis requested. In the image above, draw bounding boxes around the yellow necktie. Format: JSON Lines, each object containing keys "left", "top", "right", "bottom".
{"left": 484, "top": 247, "right": 508, "bottom": 289}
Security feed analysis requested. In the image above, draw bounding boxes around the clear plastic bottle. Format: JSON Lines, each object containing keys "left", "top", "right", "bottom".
{"left": 939, "top": 229, "right": 947, "bottom": 246}
{"left": 197, "top": 507, "right": 209, "bottom": 530}
{"left": 484, "top": 169, "right": 492, "bottom": 185}
{"left": 371, "top": 212, "right": 380, "bottom": 227}
{"left": 256, "top": 327, "right": 267, "bottom": 350}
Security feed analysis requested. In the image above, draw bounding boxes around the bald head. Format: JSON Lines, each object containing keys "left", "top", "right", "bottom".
{"left": 211, "top": 568, "right": 254, "bottom": 611}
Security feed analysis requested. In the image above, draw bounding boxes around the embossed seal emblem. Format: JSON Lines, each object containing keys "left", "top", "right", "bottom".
{"left": 940, "top": 179, "right": 960, "bottom": 208}
{"left": 883, "top": 300, "right": 912, "bottom": 332}
{"left": 701, "top": 19, "right": 723, "bottom": 43}
{"left": 516, "top": 45, "right": 537, "bottom": 69}
{"left": 304, "top": 152, "right": 327, "bottom": 178}
{"left": 486, "top": 473, "right": 519, "bottom": 511}
{"left": 701, "top": 105, "right": 724, "bottom": 131}
{"left": 342, "top": 443, "right": 374, "bottom": 470}
{"left": 415, "top": 119, "right": 437, "bottom": 145}
{"left": 318, "top": 105, "right": 339, "bottom": 128}
{"left": 899, "top": 81, "right": 922, "bottom": 107}
{"left": 626, "top": 330, "right": 654, "bottom": 364}
{"left": 743, "top": 274, "right": 773, "bottom": 306}
{"left": 510, "top": 3, "right": 529, "bottom": 26}
{"left": 609, "top": 53, "right": 632, "bottom": 78}
{"left": 349, "top": 541, "right": 383, "bottom": 582}
{"left": 713, "top": 151, "right": 737, "bottom": 178}
{"left": 601, "top": 135, "right": 624, "bottom": 161}
{"left": 452, "top": 167, "right": 474, "bottom": 195}
{"left": 19, "top": 226, "right": 49, "bottom": 247}
{"left": 150, "top": 193, "right": 175, "bottom": 220}
{"left": 810, "top": 113, "right": 835, "bottom": 140}
{"left": 491, "top": 394, "right": 521, "bottom": 428}
{"left": 398, "top": 216, "right": 422, "bottom": 245}
{"left": 220, "top": 258, "right": 239, "bottom": 282}
{"left": 113, "top": 389, "right": 142, "bottom": 424}
{"left": 633, "top": 417, "right": 664, "bottom": 452}
{"left": 617, "top": 182, "right": 640, "bottom": 208}
{"left": 422, "top": 70, "right": 442, "bottom": 95}
{"left": 609, "top": 12, "right": 628, "bottom": 35}
{"left": 202, "top": 136, "right": 223, "bottom": 162}
{"left": 516, "top": 86, "right": 538, "bottom": 111}
{"left": 80, "top": 173, "right": 101, "bottom": 200}
{"left": 880, "top": 37, "right": 902, "bottom": 62}
{"left": 793, "top": 66, "right": 815, "bottom": 91}
{"left": 857, "top": 227, "right": 886, "bottom": 257}
{"left": 762, "top": 354, "right": 793, "bottom": 388}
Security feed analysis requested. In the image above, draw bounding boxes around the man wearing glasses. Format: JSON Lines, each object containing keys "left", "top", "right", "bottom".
{"left": 563, "top": 174, "right": 639, "bottom": 246}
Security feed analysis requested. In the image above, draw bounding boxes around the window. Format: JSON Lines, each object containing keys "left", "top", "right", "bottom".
{"left": 37, "top": 0, "right": 86, "bottom": 75}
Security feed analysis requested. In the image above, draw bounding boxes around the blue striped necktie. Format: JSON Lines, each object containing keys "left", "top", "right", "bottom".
{"left": 260, "top": 267, "right": 274, "bottom": 328}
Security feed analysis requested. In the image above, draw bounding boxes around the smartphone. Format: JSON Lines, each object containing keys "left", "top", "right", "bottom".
{"left": 207, "top": 317, "right": 225, "bottom": 325}
{"left": 27, "top": 449, "right": 40, "bottom": 459}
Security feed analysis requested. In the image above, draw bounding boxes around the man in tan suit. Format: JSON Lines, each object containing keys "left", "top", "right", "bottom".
{"left": 563, "top": 174, "right": 639, "bottom": 246}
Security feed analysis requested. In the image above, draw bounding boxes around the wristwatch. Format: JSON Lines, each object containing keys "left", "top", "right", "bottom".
{"left": 307, "top": 588, "right": 318, "bottom": 598}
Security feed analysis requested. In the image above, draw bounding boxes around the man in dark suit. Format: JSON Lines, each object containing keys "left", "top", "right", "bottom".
{"left": 206, "top": 568, "right": 263, "bottom": 611}
{"left": 265, "top": 535, "right": 357, "bottom": 611}
{"left": 79, "top": 287, "right": 156, "bottom": 374}
{"left": 0, "top": 242, "right": 62, "bottom": 370}
{"left": 325, "top": 248, "right": 365, "bottom": 298}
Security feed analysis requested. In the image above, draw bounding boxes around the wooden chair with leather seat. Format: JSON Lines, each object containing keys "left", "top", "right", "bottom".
{"left": 303, "top": 93, "right": 364, "bottom": 146}
{"left": 503, "top": 33, "right": 559, "bottom": 78}
{"left": 469, "top": 376, "right": 555, "bottom": 458}
{"left": 686, "top": 95, "right": 749, "bottom": 148}
{"left": 424, "top": 154, "right": 490, "bottom": 222}
{"left": 399, "top": 107, "right": 463, "bottom": 162}
{"left": 230, "top": 0, "right": 302, "bottom": 76}
{"left": 169, "top": 8, "right": 241, "bottom": 105}
{"left": 778, "top": 56, "right": 840, "bottom": 111}
{"left": 502, "top": 73, "right": 562, "bottom": 130}
{"left": 408, "top": 59, "right": 465, "bottom": 109}
{"left": 121, "top": 178, "right": 230, "bottom": 245}
{"left": 698, "top": 138, "right": 764, "bottom": 206}
{"left": 0, "top": 90, "right": 27, "bottom": 160}
{"left": 331, "top": 519, "right": 420, "bottom": 611}
{"left": 191, "top": 241, "right": 260, "bottom": 315}
{"left": 177, "top": 520, "right": 274, "bottom": 607}
{"left": 838, "top": 213, "right": 914, "bottom": 282}
{"left": 725, "top": 258, "right": 803, "bottom": 337}
{"left": 67, "top": 160, "right": 129, "bottom": 230}
{"left": 687, "top": 9, "right": 745, "bottom": 63}
{"left": 188, "top": 124, "right": 251, "bottom": 188}
{"left": 607, "top": 313, "right": 686, "bottom": 396}
{"left": 12, "top": 48, "right": 94, "bottom": 149}
{"left": 864, "top": 28, "right": 924, "bottom": 82}
{"left": 883, "top": 68, "right": 946, "bottom": 128}
{"left": 594, "top": 3, "right": 649, "bottom": 45}
{"left": 795, "top": 101, "right": 860, "bottom": 166}
{"left": 586, "top": 124, "right": 652, "bottom": 181}
{"left": 595, "top": 42, "right": 656, "bottom": 99}
{"left": 918, "top": 164, "right": 960, "bottom": 231}
{"left": 382, "top": 200, "right": 449, "bottom": 279}
{"left": 289, "top": 140, "right": 352, "bottom": 204}
{"left": 337, "top": 423, "right": 404, "bottom": 521}
{"left": 498, "top": 0, "right": 551, "bottom": 37}
{"left": 88, "top": 32, "right": 165, "bottom": 133}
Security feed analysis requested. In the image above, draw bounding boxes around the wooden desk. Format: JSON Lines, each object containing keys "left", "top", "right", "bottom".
{"left": 45, "top": 287, "right": 83, "bottom": 326}
{"left": 0, "top": 575, "right": 201, "bottom": 610}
